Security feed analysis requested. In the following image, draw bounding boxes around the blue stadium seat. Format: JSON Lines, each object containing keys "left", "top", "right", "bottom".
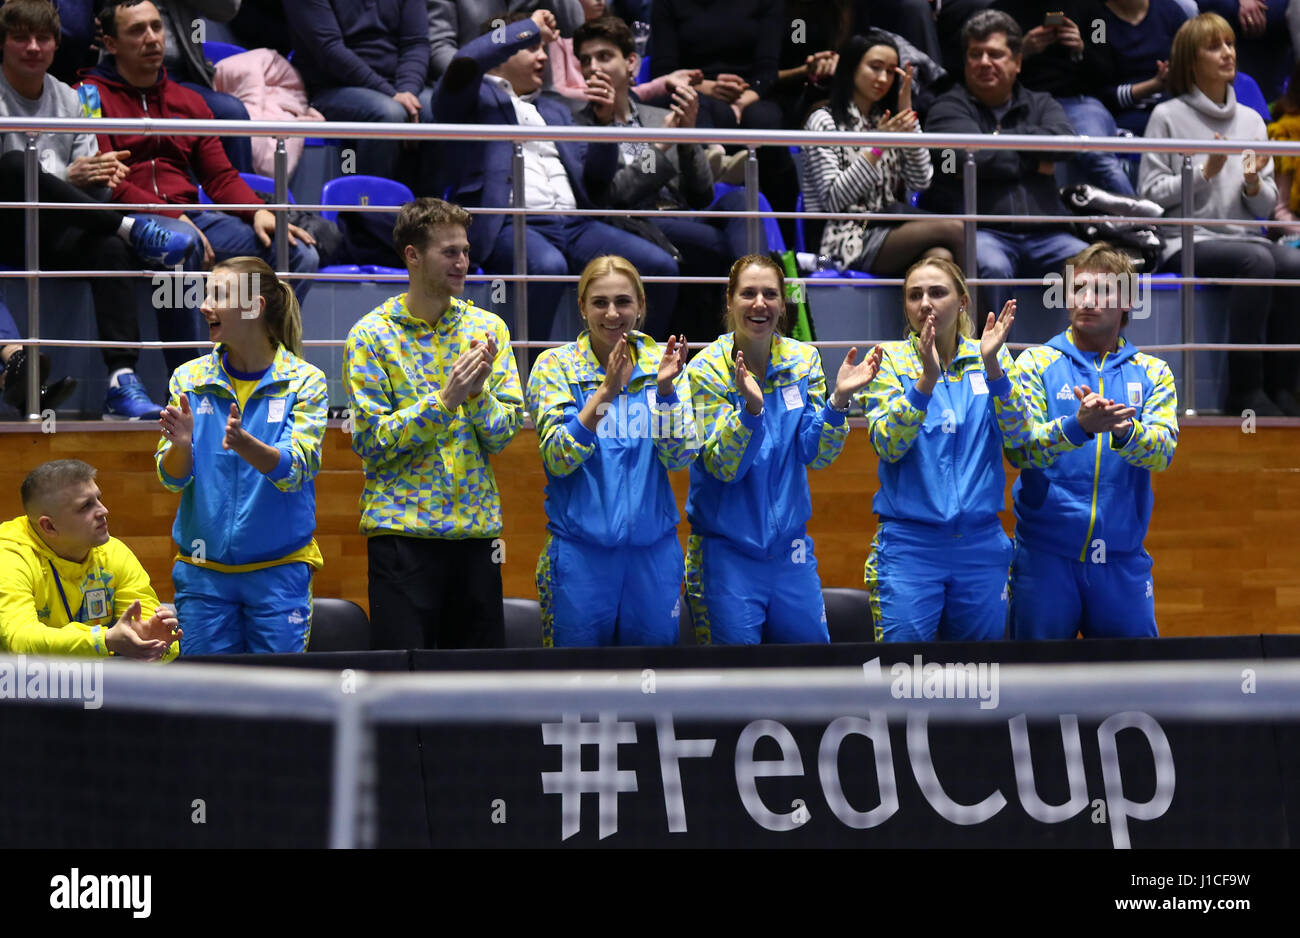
{"left": 318, "top": 175, "right": 414, "bottom": 280}
{"left": 319, "top": 174, "right": 413, "bottom": 223}
{"left": 197, "top": 172, "right": 297, "bottom": 205}
{"left": 203, "top": 41, "right": 247, "bottom": 66}
{"left": 711, "top": 182, "right": 785, "bottom": 253}
{"left": 1234, "top": 72, "right": 1271, "bottom": 125}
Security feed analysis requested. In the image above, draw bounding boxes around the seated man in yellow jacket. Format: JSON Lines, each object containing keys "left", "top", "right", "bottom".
{"left": 0, "top": 459, "right": 180, "bottom": 660}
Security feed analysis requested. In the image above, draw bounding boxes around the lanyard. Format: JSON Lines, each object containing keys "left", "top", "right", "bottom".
{"left": 48, "top": 560, "right": 102, "bottom": 624}
{"left": 48, "top": 560, "right": 76, "bottom": 622}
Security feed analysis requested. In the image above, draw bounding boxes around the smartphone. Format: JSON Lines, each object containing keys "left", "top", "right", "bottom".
{"left": 1045, "top": 11, "right": 1065, "bottom": 26}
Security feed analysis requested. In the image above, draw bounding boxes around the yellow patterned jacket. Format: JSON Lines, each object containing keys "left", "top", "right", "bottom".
{"left": 344, "top": 293, "right": 523, "bottom": 538}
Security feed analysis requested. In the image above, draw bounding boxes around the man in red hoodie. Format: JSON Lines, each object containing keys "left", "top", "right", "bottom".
{"left": 77, "top": 1, "right": 318, "bottom": 338}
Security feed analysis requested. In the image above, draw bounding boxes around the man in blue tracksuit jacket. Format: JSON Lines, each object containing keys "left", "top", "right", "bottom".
{"left": 1004, "top": 244, "right": 1178, "bottom": 639}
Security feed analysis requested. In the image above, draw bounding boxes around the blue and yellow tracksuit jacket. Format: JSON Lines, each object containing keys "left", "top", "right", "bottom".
{"left": 860, "top": 334, "right": 1041, "bottom": 527}
{"left": 1005, "top": 329, "right": 1178, "bottom": 559}
{"left": 344, "top": 293, "right": 524, "bottom": 538}
{"left": 527, "top": 330, "right": 697, "bottom": 547}
{"left": 0, "top": 517, "right": 176, "bottom": 660}
{"left": 156, "top": 345, "right": 327, "bottom": 571}
{"left": 686, "top": 333, "right": 848, "bottom": 556}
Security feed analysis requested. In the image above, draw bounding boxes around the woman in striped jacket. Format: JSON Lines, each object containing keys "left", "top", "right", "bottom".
{"left": 801, "top": 30, "right": 963, "bottom": 275}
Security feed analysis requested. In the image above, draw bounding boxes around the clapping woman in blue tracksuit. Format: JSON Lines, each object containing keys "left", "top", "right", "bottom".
{"left": 527, "top": 255, "right": 697, "bottom": 646}
{"left": 685, "top": 254, "right": 882, "bottom": 645}
{"left": 156, "top": 256, "right": 328, "bottom": 654}
{"left": 860, "top": 256, "right": 1031, "bottom": 642}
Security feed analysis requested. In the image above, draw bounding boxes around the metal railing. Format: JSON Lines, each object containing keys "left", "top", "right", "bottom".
{"left": 6, "top": 115, "right": 1300, "bottom": 417}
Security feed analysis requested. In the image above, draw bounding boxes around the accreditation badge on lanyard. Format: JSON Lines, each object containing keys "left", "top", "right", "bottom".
{"left": 49, "top": 561, "right": 109, "bottom": 623}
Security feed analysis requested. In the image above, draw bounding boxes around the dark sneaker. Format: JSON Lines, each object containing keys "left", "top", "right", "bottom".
{"left": 128, "top": 215, "right": 197, "bottom": 267}
{"left": 1, "top": 349, "right": 77, "bottom": 414}
{"left": 104, "top": 372, "right": 164, "bottom": 420}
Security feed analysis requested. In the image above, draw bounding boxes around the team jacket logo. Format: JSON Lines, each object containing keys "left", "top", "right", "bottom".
{"left": 196, "top": 398, "right": 215, "bottom": 415}
{"left": 1056, "top": 383, "right": 1074, "bottom": 401}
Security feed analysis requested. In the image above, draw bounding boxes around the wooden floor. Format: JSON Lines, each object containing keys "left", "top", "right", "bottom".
{"left": 1, "top": 420, "right": 1296, "bottom": 637}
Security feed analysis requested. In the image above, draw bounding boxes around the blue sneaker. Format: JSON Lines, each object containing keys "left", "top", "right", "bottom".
{"left": 128, "top": 215, "right": 197, "bottom": 267}
{"left": 104, "top": 372, "right": 164, "bottom": 420}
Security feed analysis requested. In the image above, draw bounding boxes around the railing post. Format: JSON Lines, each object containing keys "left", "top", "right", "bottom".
{"left": 274, "top": 137, "right": 289, "bottom": 275}
{"left": 512, "top": 142, "right": 529, "bottom": 385}
{"left": 744, "top": 146, "right": 761, "bottom": 254}
{"left": 23, "top": 134, "right": 40, "bottom": 421}
{"left": 1180, "top": 153, "right": 1196, "bottom": 416}
{"left": 963, "top": 149, "right": 978, "bottom": 313}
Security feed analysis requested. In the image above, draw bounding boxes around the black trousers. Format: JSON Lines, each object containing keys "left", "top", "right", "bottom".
{"left": 0, "top": 150, "right": 139, "bottom": 371}
{"left": 1165, "top": 239, "right": 1300, "bottom": 407}
{"left": 367, "top": 534, "right": 505, "bottom": 650}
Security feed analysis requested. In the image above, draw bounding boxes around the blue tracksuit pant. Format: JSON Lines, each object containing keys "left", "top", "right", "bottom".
{"left": 536, "top": 530, "right": 684, "bottom": 647}
{"left": 686, "top": 532, "right": 829, "bottom": 645}
{"left": 173, "top": 561, "right": 314, "bottom": 655}
{"left": 1009, "top": 537, "right": 1158, "bottom": 639}
{"left": 866, "top": 519, "right": 1012, "bottom": 642}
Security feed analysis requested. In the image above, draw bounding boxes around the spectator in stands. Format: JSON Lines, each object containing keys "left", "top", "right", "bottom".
{"left": 44, "top": 0, "right": 98, "bottom": 85}
{"left": 1267, "top": 64, "right": 1300, "bottom": 233}
{"left": 344, "top": 198, "right": 523, "bottom": 650}
{"left": 650, "top": 0, "right": 800, "bottom": 243}
{"left": 1198, "top": 0, "right": 1292, "bottom": 99}
{"left": 427, "top": 0, "right": 586, "bottom": 80}
{"left": 572, "top": 14, "right": 742, "bottom": 332}
{"left": 549, "top": 0, "right": 701, "bottom": 107}
{"left": 527, "top": 255, "right": 695, "bottom": 646}
{"left": 156, "top": 257, "right": 327, "bottom": 654}
{"left": 866, "top": 0, "right": 995, "bottom": 74}
{"left": 920, "top": 9, "right": 1088, "bottom": 315}
{"left": 993, "top": 1, "right": 1139, "bottom": 196}
{"left": 774, "top": 0, "right": 859, "bottom": 130}
{"left": 802, "top": 30, "right": 964, "bottom": 277}
{"left": 1139, "top": 12, "right": 1300, "bottom": 416}
{"left": 1095, "top": 0, "right": 1190, "bottom": 136}
{"left": 1005, "top": 243, "right": 1177, "bottom": 639}
{"left": 285, "top": 0, "right": 436, "bottom": 192}
{"left": 433, "top": 11, "right": 679, "bottom": 341}
{"left": 78, "top": 0, "right": 320, "bottom": 374}
{"left": 685, "top": 254, "right": 881, "bottom": 645}
{"left": 858, "top": 257, "right": 1026, "bottom": 641}
{"left": 0, "top": 458, "right": 181, "bottom": 659}
{"left": 155, "top": 0, "right": 256, "bottom": 173}
{"left": 0, "top": 0, "right": 197, "bottom": 420}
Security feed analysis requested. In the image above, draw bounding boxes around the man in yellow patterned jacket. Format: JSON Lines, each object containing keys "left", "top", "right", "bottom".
{"left": 0, "top": 459, "right": 180, "bottom": 660}
{"left": 344, "top": 198, "right": 524, "bottom": 648}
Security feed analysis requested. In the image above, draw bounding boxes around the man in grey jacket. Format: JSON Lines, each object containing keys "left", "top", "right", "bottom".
{"left": 572, "top": 16, "right": 745, "bottom": 293}
{"left": 426, "top": 0, "right": 585, "bottom": 79}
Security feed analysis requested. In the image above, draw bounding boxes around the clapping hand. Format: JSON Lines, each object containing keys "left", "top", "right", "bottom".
{"left": 657, "top": 334, "right": 687, "bottom": 397}
{"left": 734, "top": 350, "right": 764, "bottom": 415}
{"left": 831, "top": 345, "right": 883, "bottom": 410}
{"left": 1074, "top": 384, "right": 1137, "bottom": 435}
{"left": 979, "top": 299, "right": 1016, "bottom": 379}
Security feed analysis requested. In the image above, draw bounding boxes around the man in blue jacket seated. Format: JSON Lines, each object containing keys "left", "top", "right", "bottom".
{"left": 1004, "top": 243, "right": 1178, "bottom": 639}
{"left": 433, "top": 9, "right": 679, "bottom": 343}
{"left": 286, "top": 0, "right": 435, "bottom": 190}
